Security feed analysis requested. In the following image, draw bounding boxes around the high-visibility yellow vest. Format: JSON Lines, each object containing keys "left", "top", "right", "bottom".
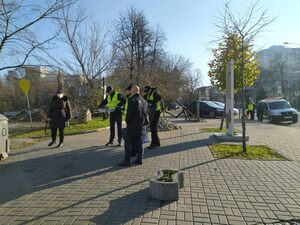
{"left": 124, "top": 95, "right": 131, "bottom": 115}
{"left": 247, "top": 102, "right": 254, "bottom": 111}
{"left": 147, "top": 90, "right": 161, "bottom": 111}
{"left": 107, "top": 92, "right": 120, "bottom": 109}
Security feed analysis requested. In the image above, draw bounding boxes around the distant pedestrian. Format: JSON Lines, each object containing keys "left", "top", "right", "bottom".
{"left": 48, "top": 90, "right": 71, "bottom": 148}
{"left": 118, "top": 86, "right": 148, "bottom": 166}
{"left": 256, "top": 101, "right": 263, "bottom": 121}
{"left": 143, "top": 86, "right": 162, "bottom": 149}
{"left": 247, "top": 100, "right": 255, "bottom": 120}
{"left": 98, "top": 86, "right": 126, "bottom": 146}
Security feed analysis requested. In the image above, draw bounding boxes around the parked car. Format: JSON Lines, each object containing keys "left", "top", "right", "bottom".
{"left": 167, "top": 102, "right": 179, "bottom": 110}
{"left": 257, "top": 99, "right": 298, "bottom": 123}
{"left": 213, "top": 101, "right": 239, "bottom": 116}
{"left": 188, "top": 100, "right": 224, "bottom": 118}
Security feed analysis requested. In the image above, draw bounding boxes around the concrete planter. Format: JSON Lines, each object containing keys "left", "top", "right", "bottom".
{"left": 149, "top": 170, "right": 184, "bottom": 201}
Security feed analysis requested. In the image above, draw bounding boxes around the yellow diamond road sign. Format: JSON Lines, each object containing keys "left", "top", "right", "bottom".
{"left": 19, "top": 79, "right": 30, "bottom": 96}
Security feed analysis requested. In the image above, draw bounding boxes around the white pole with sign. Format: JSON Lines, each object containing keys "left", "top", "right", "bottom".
{"left": 19, "top": 79, "right": 32, "bottom": 124}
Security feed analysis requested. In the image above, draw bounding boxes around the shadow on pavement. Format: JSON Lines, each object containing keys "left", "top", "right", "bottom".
{"left": 0, "top": 145, "right": 124, "bottom": 205}
{"left": 160, "top": 132, "right": 201, "bottom": 141}
{"left": 89, "top": 156, "right": 229, "bottom": 225}
{"left": 0, "top": 136, "right": 214, "bottom": 203}
{"left": 0, "top": 136, "right": 225, "bottom": 224}
{"left": 90, "top": 188, "right": 164, "bottom": 225}
{"left": 0, "top": 130, "right": 222, "bottom": 225}
{"left": 253, "top": 218, "right": 300, "bottom": 225}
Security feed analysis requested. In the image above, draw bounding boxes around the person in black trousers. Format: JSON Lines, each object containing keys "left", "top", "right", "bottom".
{"left": 118, "top": 86, "right": 148, "bottom": 166}
{"left": 143, "top": 86, "right": 162, "bottom": 149}
{"left": 48, "top": 90, "right": 71, "bottom": 148}
{"left": 98, "top": 86, "right": 126, "bottom": 146}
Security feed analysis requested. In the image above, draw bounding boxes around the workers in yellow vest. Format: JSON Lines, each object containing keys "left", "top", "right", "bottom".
{"left": 247, "top": 100, "right": 255, "bottom": 120}
{"left": 143, "top": 85, "right": 162, "bottom": 149}
{"left": 123, "top": 85, "right": 132, "bottom": 115}
{"left": 98, "top": 86, "right": 126, "bottom": 146}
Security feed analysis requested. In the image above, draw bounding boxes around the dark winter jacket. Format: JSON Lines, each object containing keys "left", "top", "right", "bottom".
{"left": 48, "top": 95, "right": 71, "bottom": 128}
{"left": 126, "top": 94, "right": 148, "bottom": 138}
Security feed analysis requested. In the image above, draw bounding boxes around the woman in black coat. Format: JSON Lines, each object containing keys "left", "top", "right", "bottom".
{"left": 48, "top": 90, "right": 71, "bottom": 148}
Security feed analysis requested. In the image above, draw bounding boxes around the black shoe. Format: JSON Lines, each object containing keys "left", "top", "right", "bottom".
{"left": 105, "top": 141, "right": 113, "bottom": 146}
{"left": 57, "top": 142, "right": 64, "bottom": 148}
{"left": 48, "top": 141, "right": 56, "bottom": 147}
{"left": 132, "top": 160, "right": 142, "bottom": 165}
{"left": 117, "top": 161, "right": 131, "bottom": 167}
{"left": 156, "top": 143, "right": 161, "bottom": 147}
{"left": 147, "top": 145, "right": 156, "bottom": 150}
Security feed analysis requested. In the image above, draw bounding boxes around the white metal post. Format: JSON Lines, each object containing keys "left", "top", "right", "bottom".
{"left": 226, "top": 60, "right": 234, "bottom": 136}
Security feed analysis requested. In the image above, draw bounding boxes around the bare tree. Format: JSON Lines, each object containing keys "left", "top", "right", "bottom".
{"left": 183, "top": 69, "right": 203, "bottom": 103}
{"left": 216, "top": 1, "right": 275, "bottom": 152}
{"left": 153, "top": 54, "right": 192, "bottom": 103}
{"left": 59, "top": 7, "right": 114, "bottom": 86}
{"left": 57, "top": 5, "right": 115, "bottom": 108}
{"left": 113, "top": 7, "right": 165, "bottom": 85}
{"left": 272, "top": 54, "right": 286, "bottom": 98}
{"left": 0, "top": 0, "right": 77, "bottom": 71}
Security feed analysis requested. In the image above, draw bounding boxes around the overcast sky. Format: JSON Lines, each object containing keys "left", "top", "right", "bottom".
{"left": 82, "top": 0, "right": 300, "bottom": 85}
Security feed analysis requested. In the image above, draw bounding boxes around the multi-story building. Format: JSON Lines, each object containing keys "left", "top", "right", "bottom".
{"left": 255, "top": 45, "right": 300, "bottom": 109}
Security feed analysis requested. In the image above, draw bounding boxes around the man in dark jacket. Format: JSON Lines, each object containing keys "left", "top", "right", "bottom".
{"left": 118, "top": 86, "right": 148, "bottom": 166}
{"left": 98, "top": 86, "right": 126, "bottom": 146}
{"left": 48, "top": 90, "right": 71, "bottom": 148}
{"left": 143, "top": 86, "right": 162, "bottom": 149}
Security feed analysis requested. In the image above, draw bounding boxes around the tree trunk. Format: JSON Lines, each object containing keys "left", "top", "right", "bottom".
{"left": 280, "top": 66, "right": 285, "bottom": 98}
{"left": 241, "top": 42, "right": 247, "bottom": 153}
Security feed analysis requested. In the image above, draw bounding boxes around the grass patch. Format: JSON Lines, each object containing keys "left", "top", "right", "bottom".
{"left": 9, "top": 139, "right": 45, "bottom": 150}
{"left": 210, "top": 144, "right": 286, "bottom": 160}
{"left": 200, "top": 127, "right": 239, "bottom": 134}
{"left": 12, "top": 118, "right": 110, "bottom": 139}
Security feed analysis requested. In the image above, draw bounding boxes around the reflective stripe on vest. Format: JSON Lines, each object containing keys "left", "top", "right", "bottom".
{"left": 107, "top": 92, "right": 120, "bottom": 110}
{"left": 147, "top": 91, "right": 161, "bottom": 111}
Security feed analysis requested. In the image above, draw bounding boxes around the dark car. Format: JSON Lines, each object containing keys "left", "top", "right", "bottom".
{"left": 188, "top": 100, "right": 224, "bottom": 118}
{"left": 257, "top": 99, "right": 298, "bottom": 123}
{"left": 167, "top": 102, "right": 179, "bottom": 110}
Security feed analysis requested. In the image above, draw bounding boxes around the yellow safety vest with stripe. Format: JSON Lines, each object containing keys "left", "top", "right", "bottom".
{"left": 107, "top": 92, "right": 120, "bottom": 110}
{"left": 247, "top": 102, "right": 254, "bottom": 111}
{"left": 124, "top": 95, "right": 131, "bottom": 115}
{"left": 147, "top": 90, "right": 161, "bottom": 111}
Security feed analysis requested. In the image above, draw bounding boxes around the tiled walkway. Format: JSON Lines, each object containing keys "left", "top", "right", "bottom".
{"left": 1, "top": 118, "right": 300, "bottom": 225}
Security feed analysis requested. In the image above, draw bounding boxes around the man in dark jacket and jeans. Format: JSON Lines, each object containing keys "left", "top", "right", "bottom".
{"left": 118, "top": 86, "right": 148, "bottom": 166}
{"left": 48, "top": 90, "right": 71, "bottom": 148}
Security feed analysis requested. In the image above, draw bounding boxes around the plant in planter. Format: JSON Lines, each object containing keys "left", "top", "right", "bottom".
{"left": 149, "top": 169, "right": 184, "bottom": 201}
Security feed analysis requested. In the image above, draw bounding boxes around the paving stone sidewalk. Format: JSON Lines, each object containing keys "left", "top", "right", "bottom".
{"left": 1, "top": 118, "right": 300, "bottom": 225}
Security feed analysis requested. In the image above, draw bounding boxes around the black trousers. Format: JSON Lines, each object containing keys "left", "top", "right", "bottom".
{"left": 51, "top": 127, "right": 64, "bottom": 143}
{"left": 109, "top": 112, "right": 123, "bottom": 142}
{"left": 250, "top": 110, "right": 255, "bottom": 120}
{"left": 124, "top": 130, "right": 143, "bottom": 163}
{"left": 150, "top": 111, "right": 160, "bottom": 146}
